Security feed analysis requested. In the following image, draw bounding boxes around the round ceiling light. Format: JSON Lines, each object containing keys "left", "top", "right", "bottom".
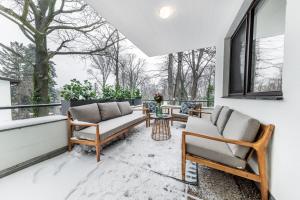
{"left": 159, "top": 6, "right": 174, "bottom": 19}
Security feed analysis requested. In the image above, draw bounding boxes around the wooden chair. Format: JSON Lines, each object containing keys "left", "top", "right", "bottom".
{"left": 182, "top": 124, "right": 274, "bottom": 200}
{"left": 171, "top": 103, "right": 202, "bottom": 125}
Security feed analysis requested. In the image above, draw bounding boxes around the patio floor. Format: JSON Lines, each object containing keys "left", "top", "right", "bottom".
{"left": 0, "top": 122, "right": 260, "bottom": 200}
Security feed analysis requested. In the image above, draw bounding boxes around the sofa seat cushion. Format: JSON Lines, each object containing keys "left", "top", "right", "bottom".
{"left": 223, "top": 111, "right": 260, "bottom": 159}
{"left": 74, "top": 111, "right": 146, "bottom": 141}
{"left": 186, "top": 116, "right": 220, "bottom": 136}
{"left": 117, "top": 101, "right": 133, "bottom": 115}
{"left": 98, "top": 102, "right": 122, "bottom": 120}
{"left": 186, "top": 135, "right": 246, "bottom": 169}
{"left": 69, "top": 103, "right": 101, "bottom": 130}
{"left": 172, "top": 113, "right": 189, "bottom": 119}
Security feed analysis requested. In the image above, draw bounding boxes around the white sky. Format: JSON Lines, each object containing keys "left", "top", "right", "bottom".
{"left": 0, "top": 12, "right": 164, "bottom": 88}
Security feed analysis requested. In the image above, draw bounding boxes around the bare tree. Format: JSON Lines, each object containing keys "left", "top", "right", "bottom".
{"left": 174, "top": 52, "right": 183, "bottom": 100}
{"left": 87, "top": 54, "right": 113, "bottom": 90}
{"left": 183, "top": 47, "right": 216, "bottom": 99}
{"left": 124, "top": 54, "right": 146, "bottom": 92}
{"left": 0, "top": 0, "right": 120, "bottom": 115}
{"left": 167, "top": 53, "right": 174, "bottom": 100}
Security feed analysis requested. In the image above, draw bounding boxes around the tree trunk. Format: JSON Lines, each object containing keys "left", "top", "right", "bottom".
{"left": 191, "top": 75, "right": 198, "bottom": 100}
{"left": 174, "top": 52, "right": 183, "bottom": 101}
{"left": 167, "top": 53, "right": 174, "bottom": 101}
{"left": 33, "top": 34, "right": 49, "bottom": 116}
{"left": 115, "top": 36, "right": 120, "bottom": 88}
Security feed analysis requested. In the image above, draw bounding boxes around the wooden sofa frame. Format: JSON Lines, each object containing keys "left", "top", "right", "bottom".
{"left": 67, "top": 110, "right": 148, "bottom": 162}
{"left": 182, "top": 124, "right": 274, "bottom": 200}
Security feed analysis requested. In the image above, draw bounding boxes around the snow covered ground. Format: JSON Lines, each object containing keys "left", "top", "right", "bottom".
{"left": 0, "top": 123, "right": 198, "bottom": 200}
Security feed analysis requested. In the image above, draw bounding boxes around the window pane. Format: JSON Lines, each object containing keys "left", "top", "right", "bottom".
{"left": 229, "top": 20, "right": 247, "bottom": 94}
{"left": 251, "top": 0, "right": 285, "bottom": 93}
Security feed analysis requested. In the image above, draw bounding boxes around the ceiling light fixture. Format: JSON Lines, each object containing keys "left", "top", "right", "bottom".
{"left": 159, "top": 6, "right": 174, "bottom": 19}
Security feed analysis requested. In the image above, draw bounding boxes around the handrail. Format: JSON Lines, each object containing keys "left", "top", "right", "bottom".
{"left": 0, "top": 103, "right": 61, "bottom": 110}
{"left": 142, "top": 99, "right": 212, "bottom": 102}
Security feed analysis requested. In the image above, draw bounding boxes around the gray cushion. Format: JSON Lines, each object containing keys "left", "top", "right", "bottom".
{"left": 210, "top": 105, "right": 223, "bottom": 125}
{"left": 172, "top": 112, "right": 189, "bottom": 119}
{"left": 186, "top": 116, "right": 220, "bottom": 136}
{"left": 117, "top": 101, "right": 133, "bottom": 116}
{"left": 186, "top": 135, "right": 246, "bottom": 169}
{"left": 98, "top": 102, "right": 122, "bottom": 120}
{"left": 216, "top": 106, "right": 233, "bottom": 134}
{"left": 223, "top": 111, "right": 260, "bottom": 159}
{"left": 69, "top": 103, "right": 101, "bottom": 130}
{"left": 74, "top": 111, "right": 146, "bottom": 141}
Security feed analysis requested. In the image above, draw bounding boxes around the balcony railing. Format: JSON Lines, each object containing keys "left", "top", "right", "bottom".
{"left": 0, "top": 103, "right": 62, "bottom": 121}
{"left": 142, "top": 99, "right": 214, "bottom": 108}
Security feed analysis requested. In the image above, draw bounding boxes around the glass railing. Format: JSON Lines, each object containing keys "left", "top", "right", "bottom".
{"left": 141, "top": 99, "right": 214, "bottom": 108}
{"left": 0, "top": 103, "right": 62, "bottom": 122}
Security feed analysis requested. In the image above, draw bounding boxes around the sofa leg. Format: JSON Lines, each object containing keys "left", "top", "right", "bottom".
{"left": 96, "top": 145, "right": 100, "bottom": 162}
{"left": 258, "top": 150, "right": 268, "bottom": 200}
{"left": 182, "top": 155, "right": 186, "bottom": 181}
{"left": 68, "top": 143, "right": 72, "bottom": 152}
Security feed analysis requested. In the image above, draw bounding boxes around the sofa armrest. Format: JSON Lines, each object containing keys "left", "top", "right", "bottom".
{"left": 182, "top": 130, "right": 255, "bottom": 149}
{"left": 70, "top": 120, "right": 98, "bottom": 127}
{"left": 188, "top": 109, "right": 202, "bottom": 117}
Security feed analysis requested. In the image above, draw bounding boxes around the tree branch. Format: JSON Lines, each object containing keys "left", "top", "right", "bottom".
{"left": 0, "top": 4, "right": 41, "bottom": 35}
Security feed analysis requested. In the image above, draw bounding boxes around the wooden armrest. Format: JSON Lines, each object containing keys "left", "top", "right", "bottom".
{"left": 70, "top": 120, "right": 98, "bottom": 127}
{"left": 200, "top": 111, "right": 212, "bottom": 114}
{"left": 189, "top": 109, "right": 202, "bottom": 113}
{"left": 182, "top": 130, "right": 255, "bottom": 149}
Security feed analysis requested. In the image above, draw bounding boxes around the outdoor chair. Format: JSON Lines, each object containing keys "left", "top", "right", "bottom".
{"left": 182, "top": 105, "right": 274, "bottom": 200}
{"left": 171, "top": 102, "right": 202, "bottom": 125}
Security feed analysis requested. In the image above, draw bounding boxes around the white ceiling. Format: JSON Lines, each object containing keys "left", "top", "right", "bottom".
{"left": 86, "top": 0, "right": 244, "bottom": 57}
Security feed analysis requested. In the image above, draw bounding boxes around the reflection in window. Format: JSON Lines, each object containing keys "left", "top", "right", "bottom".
{"left": 251, "top": 35, "right": 284, "bottom": 92}
{"left": 229, "top": 20, "right": 247, "bottom": 94}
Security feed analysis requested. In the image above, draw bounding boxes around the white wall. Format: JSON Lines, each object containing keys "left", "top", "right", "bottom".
{"left": 215, "top": 0, "right": 300, "bottom": 199}
{"left": 0, "top": 80, "right": 12, "bottom": 121}
{"left": 0, "top": 116, "right": 68, "bottom": 171}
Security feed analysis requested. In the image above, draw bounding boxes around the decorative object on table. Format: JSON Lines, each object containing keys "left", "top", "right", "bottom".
{"left": 151, "top": 115, "right": 172, "bottom": 141}
{"left": 154, "top": 93, "right": 163, "bottom": 116}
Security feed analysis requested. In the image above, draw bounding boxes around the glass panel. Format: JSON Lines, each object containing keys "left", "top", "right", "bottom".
{"left": 251, "top": 0, "right": 285, "bottom": 93}
{"left": 229, "top": 19, "right": 247, "bottom": 94}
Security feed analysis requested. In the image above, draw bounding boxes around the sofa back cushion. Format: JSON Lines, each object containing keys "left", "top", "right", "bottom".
{"left": 223, "top": 111, "right": 260, "bottom": 159}
{"left": 143, "top": 102, "right": 156, "bottom": 113}
{"left": 210, "top": 105, "right": 223, "bottom": 125}
{"left": 216, "top": 106, "right": 233, "bottom": 133}
{"left": 180, "top": 102, "right": 202, "bottom": 114}
{"left": 69, "top": 103, "right": 101, "bottom": 130}
{"left": 117, "top": 101, "right": 133, "bottom": 116}
{"left": 98, "top": 102, "right": 122, "bottom": 120}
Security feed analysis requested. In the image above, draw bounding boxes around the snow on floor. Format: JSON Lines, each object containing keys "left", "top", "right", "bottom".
{"left": 0, "top": 123, "right": 193, "bottom": 200}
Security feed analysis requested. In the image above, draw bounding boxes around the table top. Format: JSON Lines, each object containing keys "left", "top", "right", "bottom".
{"left": 150, "top": 114, "right": 172, "bottom": 119}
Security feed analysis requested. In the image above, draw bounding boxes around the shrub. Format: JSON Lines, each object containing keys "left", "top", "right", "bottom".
{"left": 61, "top": 79, "right": 97, "bottom": 101}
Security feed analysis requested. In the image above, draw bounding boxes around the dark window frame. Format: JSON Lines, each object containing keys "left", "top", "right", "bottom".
{"left": 228, "top": 0, "right": 283, "bottom": 99}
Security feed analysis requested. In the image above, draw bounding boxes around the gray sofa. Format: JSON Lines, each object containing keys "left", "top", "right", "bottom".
{"left": 184, "top": 105, "right": 260, "bottom": 169}
{"left": 67, "top": 101, "right": 147, "bottom": 161}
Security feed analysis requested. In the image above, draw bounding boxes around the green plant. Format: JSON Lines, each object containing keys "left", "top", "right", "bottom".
{"left": 102, "top": 85, "right": 115, "bottom": 100}
{"left": 61, "top": 79, "right": 97, "bottom": 101}
{"left": 132, "top": 88, "right": 142, "bottom": 98}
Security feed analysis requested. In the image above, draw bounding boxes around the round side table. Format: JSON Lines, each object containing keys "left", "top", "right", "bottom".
{"left": 151, "top": 115, "right": 172, "bottom": 141}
